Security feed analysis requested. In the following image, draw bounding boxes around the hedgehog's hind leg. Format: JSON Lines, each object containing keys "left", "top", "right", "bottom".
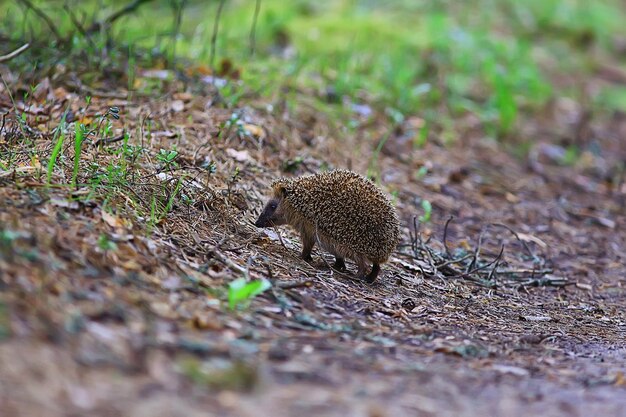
{"left": 300, "top": 230, "right": 315, "bottom": 262}
{"left": 356, "top": 258, "right": 369, "bottom": 282}
{"left": 364, "top": 264, "right": 380, "bottom": 284}
{"left": 333, "top": 256, "right": 346, "bottom": 272}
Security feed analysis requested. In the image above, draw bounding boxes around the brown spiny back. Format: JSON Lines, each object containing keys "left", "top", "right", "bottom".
{"left": 271, "top": 170, "right": 400, "bottom": 262}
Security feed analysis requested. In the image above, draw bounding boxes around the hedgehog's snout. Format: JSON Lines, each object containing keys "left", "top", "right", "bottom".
{"left": 254, "top": 215, "right": 267, "bottom": 228}
{"left": 255, "top": 198, "right": 282, "bottom": 228}
{"left": 254, "top": 209, "right": 269, "bottom": 227}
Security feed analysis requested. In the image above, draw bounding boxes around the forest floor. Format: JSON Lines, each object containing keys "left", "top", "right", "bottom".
{"left": 0, "top": 63, "right": 626, "bottom": 416}
{"left": 1, "top": 44, "right": 626, "bottom": 417}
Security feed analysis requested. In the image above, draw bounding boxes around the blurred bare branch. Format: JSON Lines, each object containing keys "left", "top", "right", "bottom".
{"left": 0, "top": 43, "right": 30, "bottom": 63}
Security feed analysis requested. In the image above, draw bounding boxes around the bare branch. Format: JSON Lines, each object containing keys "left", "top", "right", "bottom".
{"left": 442, "top": 215, "right": 454, "bottom": 258}
{"left": 87, "top": 0, "right": 155, "bottom": 33}
{"left": 210, "top": 0, "right": 227, "bottom": 74}
{"left": 0, "top": 43, "right": 30, "bottom": 63}
{"left": 249, "top": 0, "right": 262, "bottom": 56}
{"left": 63, "top": 5, "right": 96, "bottom": 48}
{"left": 490, "top": 222, "right": 536, "bottom": 259}
{"left": 16, "top": 0, "right": 63, "bottom": 43}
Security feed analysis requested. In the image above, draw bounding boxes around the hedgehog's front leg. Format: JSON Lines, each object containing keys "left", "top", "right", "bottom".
{"left": 357, "top": 261, "right": 379, "bottom": 284}
{"left": 300, "top": 231, "right": 315, "bottom": 262}
{"left": 356, "top": 259, "right": 368, "bottom": 282}
{"left": 333, "top": 257, "right": 346, "bottom": 272}
{"left": 365, "top": 264, "right": 380, "bottom": 284}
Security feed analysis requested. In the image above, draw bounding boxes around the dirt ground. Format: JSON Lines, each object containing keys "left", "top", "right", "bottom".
{"left": 0, "top": 73, "right": 625, "bottom": 417}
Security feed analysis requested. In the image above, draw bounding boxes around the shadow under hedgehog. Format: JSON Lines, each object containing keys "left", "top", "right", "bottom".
{"left": 255, "top": 170, "right": 400, "bottom": 283}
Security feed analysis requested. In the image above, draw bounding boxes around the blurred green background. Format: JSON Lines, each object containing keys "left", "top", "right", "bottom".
{"left": 3, "top": 0, "right": 626, "bottom": 141}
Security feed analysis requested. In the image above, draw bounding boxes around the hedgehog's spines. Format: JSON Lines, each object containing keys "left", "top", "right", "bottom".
{"left": 258, "top": 170, "right": 400, "bottom": 283}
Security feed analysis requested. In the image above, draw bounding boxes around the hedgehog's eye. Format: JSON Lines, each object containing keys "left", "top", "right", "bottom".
{"left": 270, "top": 202, "right": 277, "bottom": 210}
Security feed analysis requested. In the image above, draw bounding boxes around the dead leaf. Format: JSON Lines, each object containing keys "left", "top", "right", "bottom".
{"left": 102, "top": 211, "right": 123, "bottom": 228}
{"left": 243, "top": 124, "right": 265, "bottom": 138}
{"left": 575, "top": 283, "right": 593, "bottom": 291}
{"left": 520, "top": 315, "right": 552, "bottom": 322}
{"left": 171, "top": 100, "right": 185, "bottom": 113}
{"left": 226, "top": 148, "right": 251, "bottom": 162}
{"left": 173, "top": 92, "right": 193, "bottom": 101}
{"left": 150, "top": 302, "right": 178, "bottom": 319}
{"left": 505, "top": 192, "right": 520, "bottom": 203}
{"left": 50, "top": 198, "right": 79, "bottom": 210}
{"left": 191, "top": 313, "right": 222, "bottom": 331}
{"left": 141, "top": 69, "right": 173, "bottom": 80}
{"left": 491, "top": 364, "right": 529, "bottom": 376}
{"left": 517, "top": 233, "right": 548, "bottom": 248}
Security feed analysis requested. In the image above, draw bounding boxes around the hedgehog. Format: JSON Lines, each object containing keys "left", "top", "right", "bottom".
{"left": 255, "top": 170, "right": 400, "bottom": 283}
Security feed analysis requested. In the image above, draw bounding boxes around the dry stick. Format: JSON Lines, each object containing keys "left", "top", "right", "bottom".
{"left": 209, "top": 0, "right": 227, "bottom": 76}
{"left": 170, "top": 0, "right": 187, "bottom": 64}
{"left": 249, "top": 0, "right": 262, "bottom": 56}
{"left": 0, "top": 43, "right": 30, "bottom": 63}
{"left": 277, "top": 280, "right": 314, "bottom": 290}
{"left": 0, "top": 166, "right": 38, "bottom": 178}
{"left": 409, "top": 216, "right": 422, "bottom": 257}
{"left": 467, "top": 227, "right": 487, "bottom": 272}
{"left": 435, "top": 253, "right": 473, "bottom": 270}
{"left": 442, "top": 215, "right": 454, "bottom": 258}
{"left": 412, "top": 217, "right": 438, "bottom": 276}
{"left": 0, "top": 112, "right": 6, "bottom": 136}
{"left": 93, "top": 133, "right": 126, "bottom": 147}
{"left": 210, "top": 247, "right": 246, "bottom": 275}
{"left": 63, "top": 6, "right": 95, "bottom": 48}
{"left": 487, "top": 248, "right": 503, "bottom": 284}
{"left": 490, "top": 222, "right": 536, "bottom": 259}
{"left": 451, "top": 245, "right": 505, "bottom": 280}
{"left": 86, "top": 0, "right": 155, "bottom": 32}
{"left": 15, "top": 0, "right": 63, "bottom": 43}
{"left": 0, "top": 73, "right": 30, "bottom": 142}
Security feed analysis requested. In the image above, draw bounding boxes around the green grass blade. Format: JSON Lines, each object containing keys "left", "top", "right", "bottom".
{"left": 46, "top": 113, "right": 68, "bottom": 186}
{"left": 71, "top": 123, "right": 85, "bottom": 189}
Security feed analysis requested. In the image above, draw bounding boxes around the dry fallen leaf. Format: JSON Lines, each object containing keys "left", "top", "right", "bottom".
{"left": 102, "top": 211, "right": 123, "bottom": 228}
{"left": 171, "top": 100, "right": 185, "bottom": 113}
{"left": 520, "top": 315, "right": 552, "bottom": 322}
{"left": 226, "top": 148, "right": 251, "bottom": 162}
{"left": 243, "top": 123, "right": 265, "bottom": 138}
{"left": 517, "top": 232, "right": 548, "bottom": 248}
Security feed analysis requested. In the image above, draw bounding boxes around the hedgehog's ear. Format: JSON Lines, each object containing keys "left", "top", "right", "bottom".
{"left": 272, "top": 180, "right": 291, "bottom": 198}
{"left": 277, "top": 185, "right": 290, "bottom": 198}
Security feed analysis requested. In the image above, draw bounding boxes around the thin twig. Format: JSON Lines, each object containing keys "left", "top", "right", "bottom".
{"left": 487, "top": 249, "right": 502, "bottom": 284}
{"left": 0, "top": 43, "right": 30, "bottom": 63}
{"left": 276, "top": 280, "right": 314, "bottom": 290}
{"left": 490, "top": 222, "right": 536, "bottom": 259}
{"left": 442, "top": 215, "right": 454, "bottom": 258}
{"left": 87, "top": 0, "right": 155, "bottom": 32}
{"left": 0, "top": 112, "right": 6, "bottom": 136}
{"left": 94, "top": 133, "right": 125, "bottom": 147}
{"left": 209, "top": 247, "right": 246, "bottom": 275}
{"left": 169, "top": 0, "right": 187, "bottom": 63}
{"left": 209, "top": 0, "right": 227, "bottom": 76}
{"left": 15, "top": 0, "right": 63, "bottom": 43}
{"left": 467, "top": 227, "right": 487, "bottom": 272}
{"left": 63, "top": 6, "right": 95, "bottom": 48}
{"left": 249, "top": 0, "right": 262, "bottom": 56}
{"left": 449, "top": 245, "right": 505, "bottom": 280}
{"left": 435, "top": 253, "right": 473, "bottom": 270}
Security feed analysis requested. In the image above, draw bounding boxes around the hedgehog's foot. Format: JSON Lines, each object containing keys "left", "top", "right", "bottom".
{"left": 301, "top": 232, "right": 315, "bottom": 262}
{"left": 364, "top": 264, "right": 380, "bottom": 284}
{"left": 333, "top": 257, "right": 346, "bottom": 272}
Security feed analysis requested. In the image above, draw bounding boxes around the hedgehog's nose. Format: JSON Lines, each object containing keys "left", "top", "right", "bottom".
{"left": 254, "top": 217, "right": 265, "bottom": 228}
